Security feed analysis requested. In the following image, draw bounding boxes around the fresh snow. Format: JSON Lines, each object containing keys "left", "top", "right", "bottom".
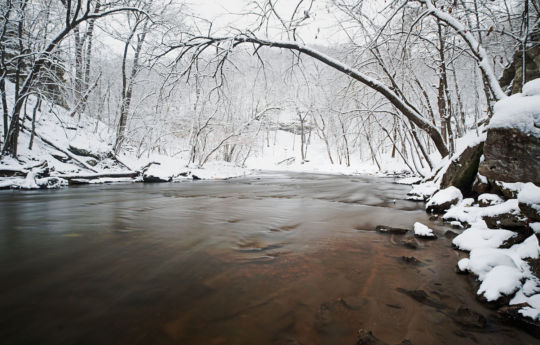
{"left": 443, "top": 199, "right": 520, "bottom": 225}
{"left": 426, "top": 186, "right": 462, "bottom": 209}
{"left": 518, "top": 182, "right": 540, "bottom": 207}
{"left": 522, "top": 78, "right": 540, "bottom": 96}
{"left": 413, "top": 222, "right": 436, "bottom": 237}
{"left": 453, "top": 227, "right": 515, "bottom": 251}
{"left": 477, "top": 266, "right": 523, "bottom": 302}
{"left": 478, "top": 193, "right": 504, "bottom": 206}
{"left": 489, "top": 79, "right": 540, "bottom": 137}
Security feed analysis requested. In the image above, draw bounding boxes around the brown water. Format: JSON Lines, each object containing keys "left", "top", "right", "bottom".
{"left": 0, "top": 172, "right": 537, "bottom": 345}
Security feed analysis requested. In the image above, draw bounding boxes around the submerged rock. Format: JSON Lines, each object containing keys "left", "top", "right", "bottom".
{"left": 401, "top": 256, "right": 423, "bottom": 265}
{"left": 453, "top": 306, "right": 487, "bottom": 328}
{"left": 498, "top": 303, "right": 540, "bottom": 337}
{"left": 444, "top": 230, "right": 459, "bottom": 239}
{"left": 375, "top": 225, "right": 409, "bottom": 234}
{"left": 402, "top": 237, "right": 420, "bottom": 249}
{"left": 355, "top": 329, "right": 412, "bottom": 345}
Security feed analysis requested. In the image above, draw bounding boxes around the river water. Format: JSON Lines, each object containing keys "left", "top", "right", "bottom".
{"left": 0, "top": 172, "right": 537, "bottom": 345}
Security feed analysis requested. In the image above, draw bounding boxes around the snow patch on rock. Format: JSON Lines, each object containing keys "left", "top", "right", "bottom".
{"left": 413, "top": 222, "right": 436, "bottom": 238}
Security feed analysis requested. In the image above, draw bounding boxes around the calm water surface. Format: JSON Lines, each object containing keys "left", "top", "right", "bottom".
{"left": 0, "top": 172, "right": 537, "bottom": 344}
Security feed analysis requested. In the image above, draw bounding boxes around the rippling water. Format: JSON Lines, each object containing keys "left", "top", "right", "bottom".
{"left": 0, "top": 172, "right": 536, "bottom": 344}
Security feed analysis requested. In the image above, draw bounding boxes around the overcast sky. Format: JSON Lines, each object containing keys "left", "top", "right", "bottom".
{"left": 188, "top": 0, "right": 347, "bottom": 45}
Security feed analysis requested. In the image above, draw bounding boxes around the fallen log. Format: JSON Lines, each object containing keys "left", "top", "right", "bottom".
{"left": 56, "top": 171, "right": 139, "bottom": 180}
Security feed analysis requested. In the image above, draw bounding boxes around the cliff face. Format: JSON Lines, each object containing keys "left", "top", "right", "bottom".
{"left": 499, "top": 38, "right": 540, "bottom": 95}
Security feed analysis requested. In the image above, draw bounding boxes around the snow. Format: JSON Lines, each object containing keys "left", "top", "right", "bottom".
{"left": 426, "top": 186, "right": 462, "bottom": 209}
{"left": 19, "top": 172, "right": 39, "bottom": 189}
{"left": 523, "top": 78, "right": 540, "bottom": 96}
{"left": 395, "top": 176, "right": 422, "bottom": 185}
{"left": 531, "top": 223, "right": 540, "bottom": 234}
{"left": 443, "top": 199, "right": 520, "bottom": 225}
{"left": 413, "top": 222, "right": 435, "bottom": 237}
{"left": 477, "top": 266, "right": 523, "bottom": 301}
{"left": 478, "top": 193, "right": 503, "bottom": 206}
{"left": 454, "top": 226, "right": 540, "bottom": 307}
{"left": 518, "top": 182, "right": 540, "bottom": 207}
{"left": 407, "top": 181, "right": 438, "bottom": 201}
{"left": 453, "top": 227, "right": 515, "bottom": 251}
{"left": 489, "top": 79, "right": 540, "bottom": 137}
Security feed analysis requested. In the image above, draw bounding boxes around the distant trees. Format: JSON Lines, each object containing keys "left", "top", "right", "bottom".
{"left": 163, "top": 0, "right": 536, "bottom": 166}
{"left": 0, "top": 0, "right": 147, "bottom": 157}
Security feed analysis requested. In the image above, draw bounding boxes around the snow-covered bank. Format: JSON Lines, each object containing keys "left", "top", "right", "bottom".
{"left": 408, "top": 80, "right": 540, "bottom": 325}
{"left": 0, "top": 82, "right": 419, "bottom": 190}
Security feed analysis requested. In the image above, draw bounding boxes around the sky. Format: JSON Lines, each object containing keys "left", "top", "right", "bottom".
{"left": 188, "top": 0, "right": 347, "bottom": 45}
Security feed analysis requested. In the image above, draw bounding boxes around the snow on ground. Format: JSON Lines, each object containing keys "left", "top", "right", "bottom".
{"left": 1, "top": 78, "right": 423, "bottom": 189}
{"left": 413, "top": 222, "right": 436, "bottom": 237}
{"left": 243, "top": 129, "right": 410, "bottom": 176}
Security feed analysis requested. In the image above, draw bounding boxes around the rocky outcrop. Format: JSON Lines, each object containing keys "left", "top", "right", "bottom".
{"left": 478, "top": 128, "right": 540, "bottom": 185}
{"left": 440, "top": 142, "right": 484, "bottom": 196}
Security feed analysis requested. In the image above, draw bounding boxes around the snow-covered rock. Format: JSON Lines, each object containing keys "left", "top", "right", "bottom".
{"left": 489, "top": 81, "right": 540, "bottom": 137}
{"left": 479, "top": 78, "right": 540, "bottom": 185}
{"left": 477, "top": 265, "right": 523, "bottom": 302}
{"left": 413, "top": 222, "right": 436, "bottom": 238}
{"left": 518, "top": 183, "right": 540, "bottom": 222}
{"left": 478, "top": 193, "right": 504, "bottom": 207}
{"left": 453, "top": 227, "right": 516, "bottom": 251}
{"left": 407, "top": 181, "right": 438, "bottom": 201}
{"left": 523, "top": 78, "right": 540, "bottom": 97}
{"left": 426, "top": 186, "right": 463, "bottom": 213}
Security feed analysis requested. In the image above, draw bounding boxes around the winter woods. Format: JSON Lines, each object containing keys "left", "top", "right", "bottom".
{"left": 0, "top": 0, "right": 537, "bottom": 173}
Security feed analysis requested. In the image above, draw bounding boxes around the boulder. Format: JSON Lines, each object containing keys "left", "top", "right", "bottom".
{"left": 426, "top": 187, "right": 463, "bottom": 213}
{"left": 518, "top": 183, "right": 540, "bottom": 222}
{"left": 472, "top": 173, "right": 490, "bottom": 195}
{"left": 440, "top": 142, "right": 484, "bottom": 196}
{"left": 478, "top": 193, "right": 504, "bottom": 207}
{"left": 483, "top": 211, "right": 530, "bottom": 233}
{"left": 479, "top": 128, "right": 540, "bottom": 185}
